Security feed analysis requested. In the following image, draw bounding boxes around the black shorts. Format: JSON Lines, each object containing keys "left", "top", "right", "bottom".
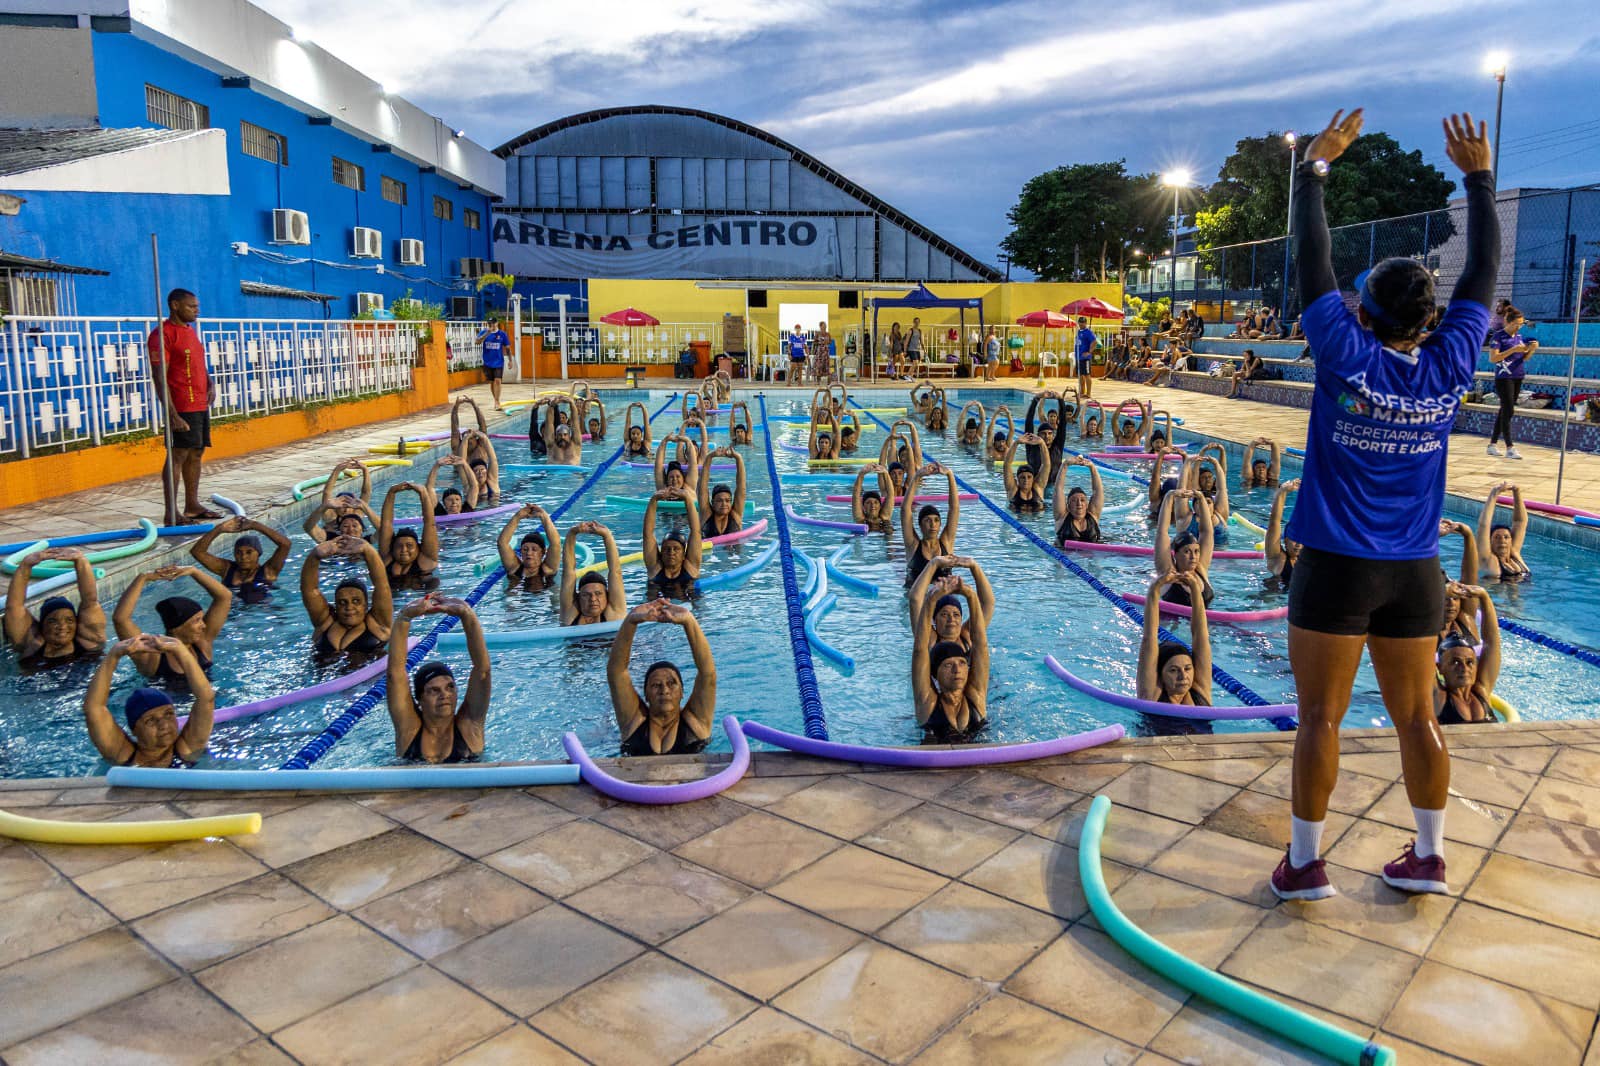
{"left": 1287, "top": 546, "right": 1442, "bottom": 639}
{"left": 170, "top": 409, "right": 211, "bottom": 451}
{"left": 483, "top": 363, "right": 504, "bottom": 381}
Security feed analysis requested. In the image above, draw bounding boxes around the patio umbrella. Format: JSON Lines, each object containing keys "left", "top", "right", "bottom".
{"left": 1015, "top": 309, "right": 1072, "bottom": 328}
{"left": 599, "top": 308, "right": 660, "bottom": 368}
{"left": 1061, "top": 297, "right": 1124, "bottom": 320}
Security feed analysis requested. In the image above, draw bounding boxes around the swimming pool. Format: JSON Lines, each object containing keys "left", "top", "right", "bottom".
{"left": 4, "top": 387, "right": 1597, "bottom": 779}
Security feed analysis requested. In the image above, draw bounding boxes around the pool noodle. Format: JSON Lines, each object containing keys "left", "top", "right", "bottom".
{"left": 212, "top": 494, "right": 248, "bottom": 518}
{"left": 807, "top": 457, "right": 876, "bottom": 466}
{"left": 1057, "top": 541, "right": 1264, "bottom": 559}
{"left": 740, "top": 720, "right": 1126, "bottom": 767}
{"left": 574, "top": 519, "right": 768, "bottom": 577}
{"left": 561, "top": 717, "right": 749, "bottom": 805}
{"left": 1230, "top": 512, "right": 1269, "bottom": 536}
{"left": 1495, "top": 495, "right": 1600, "bottom": 520}
{"left": 1086, "top": 453, "right": 1183, "bottom": 462}
{"left": 440, "top": 618, "right": 624, "bottom": 649}
{"left": 785, "top": 504, "right": 867, "bottom": 534}
{"left": 1116, "top": 591, "right": 1288, "bottom": 623}
{"left": 1078, "top": 796, "right": 1395, "bottom": 1066}
{"left": 604, "top": 496, "right": 756, "bottom": 516}
{"left": 393, "top": 501, "right": 522, "bottom": 527}
{"left": 191, "top": 638, "right": 422, "bottom": 729}
{"left": 619, "top": 460, "right": 738, "bottom": 472}
{"left": 822, "top": 493, "right": 976, "bottom": 503}
{"left": 0, "top": 806, "right": 261, "bottom": 844}
{"left": 2, "top": 518, "right": 158, "bottom": 574}
{"left": 825, "top": 544, "right": 878, "bottom": 597}
{"left": 693, "top": 536, "right": 780, "bottom": 592}
{"left": 0, "top": 495, "right": 247, "bottom": 556}
{"left": 367, "top": 443, "right": 436, "bottom": 455}
{"left": 107, "top": 763, "right": 580, "bottom": 791}
{"left": 782, "top": 473, "right": 861, "bottom": 484}
{"left": 501, "top": 464, "right": 587, "bottom": 473}
{"left": 803, "top": 592, "right": 854, "bottom": 671}
{"left": 1488, "top": 693, "right": 1521, "bottom": 723}
{"left": 801, "top": 552, "right": 829, "bottom": 613}
{"left": 476, "top": 540, "right": 594, "bottom": 576}
{"left": 1045, "top": 655, "right": 1297, "bottom": 720}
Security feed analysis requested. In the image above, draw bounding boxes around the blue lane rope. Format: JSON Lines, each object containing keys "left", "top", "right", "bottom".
{"left": 758, "top": 393, "right": 830, "bottom": 740}
{"left": 1498, "top": 617, "right": 1600, "bottom": 670}
{"left": 850, "top": 398, "right": 1292, "bottom": 729}
{"left": 280, "top": 392, "right": 682, "bottom": 769}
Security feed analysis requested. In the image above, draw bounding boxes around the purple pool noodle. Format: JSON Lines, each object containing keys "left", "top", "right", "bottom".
{"left": 1045, "top": 654, "right": 1297, "bottom": 720}
{"left": 394, "top": 501, "right": 522, "bottom": 527}
{"left": 784, "top": 504, "right": 867, "bottom": 534}
{"left": 561, "top": 717, "right": 749, "bottom": 804}
{"left": 619, "top": 460, "right": 737, "bottom": 472}
{"left": 182, "top": 639, "right": 421, "bottom": 728}
{"left": 740, "top": 719, "right": 1125, "bottom": 767}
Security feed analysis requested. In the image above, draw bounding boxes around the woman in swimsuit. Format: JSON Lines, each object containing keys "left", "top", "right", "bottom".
{"left": 450, "top": 396, "right": 490, "bottom": 461}
{"left": 1053, "top": 457, "right": 1106, "bottom": 545}
{"left": 376, "top": 482, "right": 441, "bottom": 588}
{"left": 1180, "top": 450, "right": 1231, "bottom": 546}
{"left": 608, "top": 597, "right": 716, "bottom": 756}
{"left": 83, "top": 635, "right": 213, "bottom": 768}
{"left": 1264, "top": 479, "right": 1302, "bottom": 587}
{"left": 1476, "top": 480, "right": 1531, "bottom": 581}
{"left": 1435, "top": 584, "right": 1502, "bottom": 725}
{"left": 1436, "top": 521, "right": 1483, "bottom": 643}
{"left": 654, "top": 435, "right": 699, "bottom": 496}
{"left": 1155, "top": 489, "right": 1216, "bottom": 608}
{"left": 426, "top": 455, "right": 477, "bottom": 516}
{"left": 623, "top": 403, "right": 653, "bottom": 458}
{"left": 303, "top": 459, "right": 377, "bottom": 544}
{"left": 5, "top": 547, "right": 106, "bottom": 670}
{"left": 728, "top": 402, "right": 754, "bottom": 447}
{"left": 886, "top": 419, "right": 924, "bottom": 470}
{"left": 985, "top": 405, "right": 1013, "bottom": 462}
{"left": 113, "top": 565, "right": 231, "bottom": 689}
{"left": 498, "top": 503, "right": 561, "bottom": 591}
{"left": 1003, "top": 433, "right": 1051, "bottom": 513}
{"left": 300, "top": 536, "right": 393, "bottom": 660}
{"left": 902, "top": 463, "right": 960, "bottom": 588}
{"left": 851, "top": 463, "right": 895, "bottom": 534}
{"left": 1079, "top": 400, "right": 1104, "bottom": 441}
{"left": 926, "top": 389, "right": 947, "bottom": 432}
{"left": 387, "top": 593, "right": 489, "bottom": 764}
{"left": 699, "top": 448, "right": 746, "bottom": 538}
{"left": 909, "top": 557, "right": 995, "bottom": 650}
{"left": 581, "top": 396, "right": 607, "bottom": 444}
{"left": 912, "top": 572, "right": 990, "bottom": 742}
{"left": 190, "top": 517, "right": 290, "bottom": 601}
{"left": 1137, "top": 571, "right": 1212, "bottom": 706}
{"left": 958, "top": 401, "right": 984, "bottom": 447}
{"left": 643, "top": 490, "right": 703, "bottom": 601}
{"left": 1242, "top": 437, "right": 1283, "bottom": 488}
{"left": 561, "top": 521, "right": 628, "bottom": 626}
{"left": 911, "top": 382, "right": 938, "bottom": 419}
{"left": 839, "top": 412, "right": 862, "bottom": 454}
{"left": 456, "top": 428, "right": 500, "bottom": 502}
{"left": 810, "top": 409, "right": 841, "bottom": 460}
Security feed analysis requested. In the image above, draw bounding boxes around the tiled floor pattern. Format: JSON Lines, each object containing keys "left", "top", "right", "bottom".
{"left": 4, "top": 719, "right": 1599, "bottom": 1064}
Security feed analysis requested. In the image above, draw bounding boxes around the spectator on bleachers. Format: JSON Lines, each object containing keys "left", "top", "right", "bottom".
{"left": 1148, "top": 340, "right": 1189, "bottom": 387}
{"left": 1230, "top": 310, "right": 1259, "bottom": 339}
{"left": 1228, "top": 348, "right": 1267, "bottom": 398}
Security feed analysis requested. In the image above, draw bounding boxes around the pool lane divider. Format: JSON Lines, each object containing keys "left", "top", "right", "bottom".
{"left": 561, "top": 716, "right": 750, "bottom": 804}
{"left": 190, "top": 639, "right": 421, "bottom": 729}
{"left": 0, "top": 806, "right": 260, "bottom": 844}
{"left": 1498, "top": 618, "right": 1600, "bottom": 670}
{"left": 1079, "top": 796, "right": 1395, "bottom": 1066}
{"left": 280, "top": 392, "right": 682, "bottom": 771}
{"left": 848, "top": 399, "right": 1293, "bottom": 730}
{"left": 107, "top": 762, "right": 579, "bottom": 791}
{"left": 758, "top": 394, "right": 830, "bottom": 740}
{"left": 741, "top": 720, "right": 1124, "bottom": 767}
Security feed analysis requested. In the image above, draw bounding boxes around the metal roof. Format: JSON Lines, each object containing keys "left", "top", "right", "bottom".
{"left": 0, "top": 126, "right": 199, "bottom": 178}
{"left": 240, "top": 280, "right": 335, "bottom": 302}
{"left": 0, "top": 250, "right": 110, "bottom": 276}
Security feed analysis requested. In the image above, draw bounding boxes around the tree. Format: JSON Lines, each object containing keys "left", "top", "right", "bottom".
{"left": 1002, "top": 162, "right": 1168, "bottom": 281}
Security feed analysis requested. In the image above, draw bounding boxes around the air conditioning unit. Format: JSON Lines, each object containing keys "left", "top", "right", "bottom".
{"left": 271, "top": 208, "right": 310, "bottom": 245}
{"left": 355, "top": 292, "right": 384, "bottom": 315}
{"left": 393, "top": 297, "right": 421, "bottom": 315}
{"left": 397, "top": 238, "right": 425, "bottom": 266}
{"left": 351, "top": 226, "right": 382, "bottom": 258}
{"left": 487, "top": 260, "right": 505, "bottom": 276}
{"left": 448, "top": 296, "right": 477, "bottom": 319}
{"left": 459, "top": 256, "right": 486, "bottom": 278}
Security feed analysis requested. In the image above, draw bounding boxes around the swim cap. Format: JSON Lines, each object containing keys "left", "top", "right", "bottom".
{"left": 644, "top": 660, "right": 682, "bottom": 686}
{"left": 862, "top": 490, "right": 882, "bottom": 504}
{"left": 918, "top": 504, "right": 941, "bottom": 525}
{"left": 1067, "top": 486, "right": 1088, "bottom": 499}
{"left": 934, "top": 593, "right": 963, "bottom": 617}
{"left": 125, "top": 686, "right": 172, "bottom": 729}
{"left": 928, "top": 640, "right": 968, "bottom": 682}
{"left": 235, "top": 534, "right": 262, "bottom": 553}
{"left": 441, "top": 487, "right": 463, "bottom": 500}
{"left": 1159, "top": 476, "right": 1178, "bottom": 495}
{"left": 993, "top": 431, "right": 1007, "bottom": 443}
{"left": 412, "top": 660, "right": 455, "bottom": 702}
{"left": 1172, "top": 531, "right": 1200, "bottom": 552}
{"left": 391, "top": 527, "right": 419, "bottom": 544}
{"left": 578, "top": 571, "right": 607, "bottom": 589}
{"left": 1155, "top": 642, "right": 1191, "bottom": 678}
{"left": 519, "top": 532, "right": 547, "bottom": 551}
{"left": 966, "top": 418, "right": 979, "bottom": 430}
{"left": 712, "top": 484, "right": 732, "bottom": 498}
{"left": 38, "top": 595, "right": 75, "bottom": 621}
{"left": 155, "top": 596, "right": 202, "bottom": 632}
{"left": 335, "top": 578, "right": 368, "bottom": 599}
{"left": 889, "top": 462, "right": 906, "bottom": 473}
{"left": 666, "top": 460, "right": 683, "bottom": 474}
{"left": 1438, "top": 634, "right": 1477, "bottom": 656}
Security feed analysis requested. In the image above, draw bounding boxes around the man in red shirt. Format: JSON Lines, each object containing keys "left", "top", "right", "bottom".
{"left": 147, "top": 288, "right": 220, "bottom": 520}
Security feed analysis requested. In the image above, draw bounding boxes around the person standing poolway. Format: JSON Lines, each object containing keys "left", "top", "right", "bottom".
{"left": 476, "top": 320, "right": 512, "bottom": 410}
{"left": 1074, "top": 316, "right": 1096, "bottom": 397}
{"left": 905, "top": 316, "right": 924, "bottom": 376}
{"left": 1271, "top": 108, "right": 1500, "bottom": 902}
{"left": 983, "top": 327, "right": 1002, "bottom": 382}
{"left": 1485, "top": 305, "right": 1535, "bottom": 458}
{"left": 147, "top": 288, "right": 220, "bottom": 520}
{"left": 788, "top": 324, "right": 808, "bottom": 383}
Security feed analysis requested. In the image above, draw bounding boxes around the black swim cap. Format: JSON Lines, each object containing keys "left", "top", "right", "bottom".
{"left": 519, "top": 532, "right": 547, "bottom": 550}
{"left": 335, "top": 578, "right": 368, "bottom": 599}
{"left": 1156, "top": 641, "right": 1191, "bottom": 677}
{"left": 929, "top": 640, "right": 968, "bottom": 681}
{"left": 391, "top": 527, "right": 419, "bottom": 544}
{"left": 934, "top": 593, "right": 963, "bottom": 616}
{"left": 39, "top": 595, "right": 75, "bottom": 620}
{"left": 412, "top": 660, "right": 454, "bottom": 702}
{"left": 155, "top": 596, "right": 202, "bottom": 632}
{"left": 234, "top": 534, "right": 262, "bottom": 553}
{"left": 918, "top": 504, "right": 941, "bottom": 524}
{"left": 644, "top": 659, "right": 682, "bottom": 686}
{"left": 1438, "top": 634, "right": 1477, "bottom": 655}
{"left": 712, "top": 484, "right": 732, "bottom": 498}
{"left": 578, "top": 571, "right": 607, "bottom": 588}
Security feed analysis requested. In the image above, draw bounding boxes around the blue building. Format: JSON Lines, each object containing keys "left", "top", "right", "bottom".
{"left": 0, "top": 0, "right": 504, "bottom": 320}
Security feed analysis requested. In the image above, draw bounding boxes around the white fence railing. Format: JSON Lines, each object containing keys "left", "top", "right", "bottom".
{"left": 0, "top": 316, "right": 427, "bottom": 460}
{"left": 536, "top": 321, "right": 722, "bottom": 366}
{"left": 444, "top": 321, "right": 485, "bottom": 372}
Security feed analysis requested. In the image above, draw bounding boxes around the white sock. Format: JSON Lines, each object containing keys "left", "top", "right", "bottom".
{"left": 1412, "top": 807, "right": 1447, "bottom": 860}
{"left": 1290, "top": 816, "right": 1324, "bottom": 868}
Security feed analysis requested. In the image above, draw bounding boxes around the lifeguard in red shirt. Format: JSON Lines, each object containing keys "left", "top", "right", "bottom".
{"left": 147, "top": 288, "right": 221, "bottom": 519}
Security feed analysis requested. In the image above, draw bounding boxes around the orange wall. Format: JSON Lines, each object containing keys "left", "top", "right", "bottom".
{"left": 0, "top": 324, "right": 455, "bottom": 509}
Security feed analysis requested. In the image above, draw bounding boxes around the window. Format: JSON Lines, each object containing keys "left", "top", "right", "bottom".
{"left": 0, "top": 275, "right": 60, "bottom": 317}
{"left": 145, "top": 84, "right": 208, "bottom": 130}
{"left": 240, "top": 120, "right": 288, "bottom": 165}
{"left": 332, "top": 157, "right": 365, "bottom": 191}
{"left": 381, "top": 176, "right": 407, "bottom": 205}
{"left": 432, "top": 196, "right": 453, "bottom": 221}
{"left": 464, "top": 207, "right": 481, "bottom": 230}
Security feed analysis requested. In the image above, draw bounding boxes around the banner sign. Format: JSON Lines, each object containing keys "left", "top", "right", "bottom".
{"left": 492, "top": 214, "right": 841, "bottom": 278}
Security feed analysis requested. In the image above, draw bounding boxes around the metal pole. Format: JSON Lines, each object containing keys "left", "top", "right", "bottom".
{"left": 149, "top": 234, "right": 179, "bottom": 526}
{"left": 510, "top": 293, "right": 524, "bottom": 387}
{"left": 1170, "top": 186, "right": 1179, "bottom": 311}
{"left": 1555, "top": 257, "right": 1586, "bottom": 505}
{"left": 554, "top": 294, "right": 570, "bottom": 380}
{"left": 1491, "top": 72, "right": 1505, "bottom": 187}
{"left": 1282, "top": 138, "right": 1296, "bottom": 314}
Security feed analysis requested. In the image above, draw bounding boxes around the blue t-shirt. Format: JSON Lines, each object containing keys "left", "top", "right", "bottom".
{"left": 986, "top": 336, "right": 1001, "bottom": 358}
{"left": 1490, "top": 329, "right": 1527, "bottom": 379}
{"left": 478, "top": 329, "right": 510, "bottom": 368}
{"left": 789, "top": 334, "right": 807, "bottom": 360}
{"left": 1286, "top": 290, "right": 1489, "bottom": 560}
{"left": 1075, "top": 327, "right": 1096, "bottom": 360}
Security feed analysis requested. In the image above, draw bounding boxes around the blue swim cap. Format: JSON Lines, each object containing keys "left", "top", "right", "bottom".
{"left": 125, "top": 687, "right": 172, "bottom": 729}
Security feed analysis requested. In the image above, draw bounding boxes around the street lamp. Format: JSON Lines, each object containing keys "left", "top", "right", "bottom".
{"left": 1162, "top": 170, "right": 1191, "bottom": 312}
{"left": 1282, "top": 131, "right": 1298, "bottom": 316}
{"left": 1484, "top": 52, "right": 1508, "bottom": 186}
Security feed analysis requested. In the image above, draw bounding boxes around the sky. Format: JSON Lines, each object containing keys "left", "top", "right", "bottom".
{"left": 258, "top": 0, "right": 1598, "bottom": 274}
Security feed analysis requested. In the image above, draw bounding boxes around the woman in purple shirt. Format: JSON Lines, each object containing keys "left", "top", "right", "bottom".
{"left": 1486, "top": 305, "right": 1537, "bottom": 459}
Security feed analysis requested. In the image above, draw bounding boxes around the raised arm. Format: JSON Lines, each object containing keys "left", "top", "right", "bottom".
{"left": 1510, "top": 483, "right": 1529, "bottom": 555}
{"left": 654, "top": 435, "right": 670, "bottom": 488}
{"left": 1136, "top": 573, "right": 1172, "bottom": 700}
{"left": 1266, "top": 480, "right": 1299, "bottom": 574}
{"left": 641, "top": 496, "right": 663, "bottom": 571}
{"left": 1469, "top": 585, "right": 1501, "bottom": 694}
{"left": 1194, "top": 491, "right": 1216, "bottom": 570}
{"left": 112, "top": 572, "right": 150, "bottom": 641}
{"left": 559, "top": 525, "right": 580, "bottom": 615}
{"left": 958, "top": 557, "right": 995, "bottom": 625}
{"left": 900, "top": 468, "right": 921, "bottom": 554}
{"left": 450, "top": 600, "right": 491, "bottom": 732}
{"left": 600, "top": 525, "right": 627, "bottom": 618}
{"left": 254, "top": 520, "right": 292, "bottom": 579}
{"left": 683, "top": 494, "right": 704, "bottom": 573}
{"left": 1440, "top": 519, "right": 1479, "bottom": 585}
{"left": 83, "top": 640, "right": 139, "bottom": 764}
{"left": 674, "top": 605, "right": 717, "bottom": 737}
{"left": 1154, "top": 492, "right": 1177, "bottom": 573}
{"left": 1002, "top": 437, "right": 1022, "bottom": 497}
{"left": 1476, "top": 481, "right": 1507, "bottom": 577}
{"left": 417, "top": 486, "right": 441, "bottom": 567}
{"left": 942, "top": 467, "right": 960, "bottom": 548}
{"left": 1293, "top": 110, "right": 1359, "bottom": 303}
{"left": 1186, "top": 573, "right": 1213, "bottom": 704}
{"left": 1444, "top": 113, "right": 1500, "bottom": 307}
{"left": 378, "top": 483, "right": 402, "bottom": 557}
{"left": 4, "top": 552, "right": 40, "bottom": 646}
{"left": 963, "top": 581, "right": 990, "bottom": 715}
{"left": 189, "top": 520, "right": 231, "bottom": 576}
{"left": 910, "top": 591, "right": 939, "bottom": 726}
{"left": 607, "top": 605, "right": 646, "bottom": 734}
{"left": 182, "top": 565, "right": 233, "bottom": 642}
{"left": 729, "top": 449, "right": 747, "bottom": 517}
{"left": 300, "top": 542, "right": 333, "bottom": 628}
{"left": 1052, "top": 456, "right": 1070, "bottom": 527}
{"left": 360, "top": 540, "right": 394, "bottom": 624}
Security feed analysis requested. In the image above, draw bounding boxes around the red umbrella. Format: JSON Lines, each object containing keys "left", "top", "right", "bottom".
{"left": 1015, "top": 309, "right": 1072, "bottom": 328}
{"left": 1061, "top": 297, "right": 1124, "bottom": 320}
{"left": 599, "top": 307, "right": 660, "bottom": 327}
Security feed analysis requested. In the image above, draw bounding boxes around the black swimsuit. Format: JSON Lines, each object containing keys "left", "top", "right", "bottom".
{"left": 904, "top": 542, "right": 945, "bottom": 588}
{"left": 620, "top": 718, "right": 709, "bottom": 757}
{"left": 702, "top": 514, "right": 740, "bottom": 539}
{"left": 923, "top": 699, "right": 985, "bottom": 743}
{"left": 1011, "top": 492, "right": 1045, "bottom": 513}
{"left": 1162, "top": 574, "right": 1216, "bottom": 609}
{"left": 401, "top": 721, "right": 478, "bottom": 763}
{"left": 316, "top": 625, "right": 386, "bottom": 657}
{"left": 1056, "top": 514, "right": 1103, "bottom": 545}
{"left": 650, "top": 568, "right": 697, "bottom": 600}
{"left": 222, "top": 563, "right": 273, "bottom": 603}
{"left": 152, "top": 645, "right": 213, "bottom": 690}
{"left": 1437, "top": 688, "right": 1492, "bottom": 725}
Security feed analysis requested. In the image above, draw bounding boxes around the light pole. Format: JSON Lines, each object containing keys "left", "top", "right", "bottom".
{"left": 1485, "top": 52, "right": 1508, "bottom": 186}
{"left": 1162, "top": 170, "right": 1190, "bottom": 313}
{"left": 1281, "top": 131, "right": 1298, "bottom": 316}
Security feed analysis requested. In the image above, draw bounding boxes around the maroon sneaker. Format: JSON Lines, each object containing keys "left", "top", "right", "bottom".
{"left": 1270, "top": 847, "right": 1336, "bottom": 901}
{"left": 1382, "top": 842, "right": 1449, "bottom": 894}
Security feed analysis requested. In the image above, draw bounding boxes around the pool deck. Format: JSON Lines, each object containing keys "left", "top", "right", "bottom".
{"left": 3, "top": 721, "right": 1599, "bottom": 1064}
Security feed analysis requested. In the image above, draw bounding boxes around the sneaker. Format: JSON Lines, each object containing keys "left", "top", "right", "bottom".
{"left": 1506, "top": 447, "right": 1524, "bottom": 460}
{"left": 1270, "top": 847, "right": 1337, "bottom": 901}
{"left": 1485, "top": 443, "right": 1502, "bottom": 456}
{"left": 1382, "top": 841, "right": 1449, "bottom": 894}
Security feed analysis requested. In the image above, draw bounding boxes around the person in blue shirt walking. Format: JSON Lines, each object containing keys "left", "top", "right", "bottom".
{"left": 788, "top": 324, "right": 808, "bottom": 384}
{"left": 476, "top": 320, "right": 512, "bottom": 410}
{"left": 1486, "top": 304, "right": 1536, "bottom": 459}
{"left": 1270, "top": 108, "right": 1499, "bottom": 905}
{"left": 1074, "top": 318, "right": 1097, "bottom": 398}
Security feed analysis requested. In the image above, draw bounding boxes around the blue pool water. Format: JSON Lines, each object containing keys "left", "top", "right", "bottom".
{"left": 4, "top": 387, "right": 1598, "bottom": 779}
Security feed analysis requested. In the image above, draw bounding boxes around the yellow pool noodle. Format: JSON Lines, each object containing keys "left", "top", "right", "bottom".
{"left": 0, "top": 807, "right": 261, "bottom": 844}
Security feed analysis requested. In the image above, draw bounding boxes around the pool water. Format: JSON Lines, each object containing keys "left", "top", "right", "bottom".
{"left": 4, "top": 388, "right": 1597, "bottom": 779}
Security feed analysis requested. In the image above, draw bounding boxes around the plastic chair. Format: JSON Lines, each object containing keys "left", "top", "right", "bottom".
{"left": 1039, "top": 351, "right": 1060, "bottom": 377}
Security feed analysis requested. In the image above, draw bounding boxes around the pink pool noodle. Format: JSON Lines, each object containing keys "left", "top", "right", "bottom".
{"left": 822, "top": 493, "right": 976, "bottom": 503}
{"left": 707, "top": 518, "right": 767, "bottom": 546}
{"left": 561, "top": 717, "right": 749, "bottom": 804}
{"left": 1057, "top": 541, "right": 1263, "bottom": 559}
{"left": 1494, "top": 495, "right": 1600, "bottom": 520}
{"left": 1087, "top": 452, "right": 1182, "bottom": 461}
{"left": 740, "top": 719, "right": 1125, "bottom": 767}
{"left": 1116, "top": 591, "right": 1288, "bottom": 622}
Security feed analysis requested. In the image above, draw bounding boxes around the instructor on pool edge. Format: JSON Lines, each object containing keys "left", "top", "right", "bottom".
{"left": 1271, "top": 109, "right": 1499, "bottom": 902}
{"left": 147, "top": 288, "right": 221, "bottom": 521}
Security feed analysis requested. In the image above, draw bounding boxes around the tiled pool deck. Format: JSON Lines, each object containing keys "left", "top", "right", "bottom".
{"left": 3, "top": 721, "right": 1599, "bottom": 1065}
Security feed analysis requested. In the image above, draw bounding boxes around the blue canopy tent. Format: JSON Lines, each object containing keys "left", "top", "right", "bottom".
{"left": 870, "top": 283, "right": 985, "bottom": 380}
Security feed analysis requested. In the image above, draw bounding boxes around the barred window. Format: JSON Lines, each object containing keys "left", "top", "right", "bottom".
{"left": 145, "top": 84, "right": 208, "bottom": 130}
{"left": 241, "top": 121, "right": 287, "bottom": 165}
{"left": 381, "top": 176, "right": 407, "bottom": 204}
{"left": 332, "top": 157, "right": 365, "bottom": 191}
{"left": 432, "top": 196, "right": 453, "bottom": 221}
{"left": 463, "top": 207, "right": 481, "bottom": 230}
